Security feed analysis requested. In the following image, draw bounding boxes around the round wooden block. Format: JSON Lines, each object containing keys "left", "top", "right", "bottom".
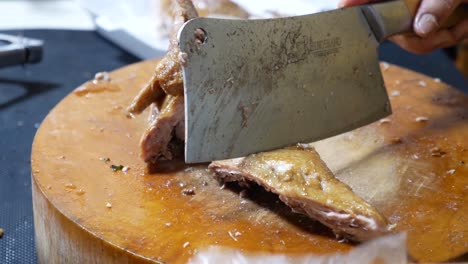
{"left": 31, "top": 60, "right": 468, "bottom": 264}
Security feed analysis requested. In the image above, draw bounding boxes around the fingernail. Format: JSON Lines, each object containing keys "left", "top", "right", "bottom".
{"left": 416, "top": 13, "right": 439, "bottom": 36}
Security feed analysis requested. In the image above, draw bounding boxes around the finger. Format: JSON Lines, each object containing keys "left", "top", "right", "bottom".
{"left": 338, "top": 0, "right": 372, "bottom": 8}
{"left": 390, "top": 29, "right": 458, "bottom": 54}
{"left": 414, "top": 0, "right": 464, "bottom": 37}
{"left": 452, "top": 17, "right": 468, "bottom": 41}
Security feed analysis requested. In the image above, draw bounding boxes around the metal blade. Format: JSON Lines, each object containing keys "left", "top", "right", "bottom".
{"left": 179, "top": 5, "right": 391, "bottom": 163}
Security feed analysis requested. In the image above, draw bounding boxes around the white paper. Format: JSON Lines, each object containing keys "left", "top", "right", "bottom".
{"left": 232, "top": 0, "right": 339, "bottom": 17}
{"left": 78, "top": 0, "right": 340, "bottom": 59}
{"left": 0, "top": 0, "right": 94, "bottom": 30}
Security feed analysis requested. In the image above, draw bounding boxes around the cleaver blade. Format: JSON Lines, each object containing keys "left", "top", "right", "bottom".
{"left": 178, "top": 0, "right": 413, "bottom": 163}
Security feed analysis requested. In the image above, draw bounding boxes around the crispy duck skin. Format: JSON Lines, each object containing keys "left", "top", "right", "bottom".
{"left": 209, "top": 145, "right": 390, "bottom": 241}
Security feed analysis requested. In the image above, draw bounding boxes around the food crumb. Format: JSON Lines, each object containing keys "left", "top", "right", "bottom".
{"left": 382, "top": 62, "right": 390, "bottom": 71}
{"left": 183, "top": 242, "right": 190, "bottom": 248}
{"left": 412, "top": 154, "right": 420, "bottom": 160}
{"left": 447, "top": 169, "right": 456, "bottom": 175}
{"left": 181, "top": 188, "right": 196, "bottom": 196}
{"left": 228, "top": 231, "right": 238, "bottom": 241}
{"left": 418, "top": 80, "right": 427, "bottom": 87}
{"left": 94, "top": 71, "right": 110, "bottom": 82}
{"left": 387, "top": 223, "right": 397, "bottom": 231}
{"left": 390, "top": 90, "right": 401, "bottom": 97}
{"left": 122, "top": 166, "right": 130, "bottom": 173}
{"left": 126, "top": 112, "right": 136, "bottom": 119}
{"left": 76, "top": 189, "right": 86, "bottom": 195}
{"left": 336, "top": 234, "right": 348, "bottom": 243}
{"left": 379, "top": 118, "right": 391, "bottom": 124}
{"left": 415, "top": 116, "right": 429, "bottom": 122}
{"left": 111, "top": 164, "right": 124, "bottom": 172}
{"left": 165, "top": 222, "right": 172, "bottom": 227}
{"left": 207, "top": 232, "right": 214, "bottom": 236}
{"left": 0, "top": 228, "right": 3, "bottom": 238}
{"left": 430, "top": 147, "right": 446, "bottom": 157}
{"left": 65, "top": 183, "right": 76, "bottom": 190}
{"left": 100, "top": 157, "right": 111, "bottom": 163}
{"left": 106, "top": 202, "right": 112, "bottom": 208}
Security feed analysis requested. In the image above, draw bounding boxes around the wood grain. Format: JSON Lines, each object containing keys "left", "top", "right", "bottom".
{"left": 31, "top": 60, "right": 468, "bottom": 263}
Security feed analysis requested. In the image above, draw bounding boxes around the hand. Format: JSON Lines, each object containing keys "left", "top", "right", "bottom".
{"left": 338, "top": 0, "right": 468, "bottom": 54}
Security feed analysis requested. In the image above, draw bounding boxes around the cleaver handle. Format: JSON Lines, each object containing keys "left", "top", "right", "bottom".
{"left": 362, "top": 0, "right": 467, "bottom": 42}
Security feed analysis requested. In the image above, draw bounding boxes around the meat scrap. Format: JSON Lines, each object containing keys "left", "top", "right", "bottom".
{"left": 159, "top": 0, "right": 249, "bottom": 38}
{"left": 140, "top": 96, "right": 185, "bottom": 162}
{"left": 127, "top": 0, "right": 197, "bottom": 163}
{"left": 209, "top": 145, "right": 391, "bottom": 241}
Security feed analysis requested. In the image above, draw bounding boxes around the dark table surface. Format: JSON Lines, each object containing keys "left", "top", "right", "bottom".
{"left": 0, "top": 30, "right": 466, "bottom": 264}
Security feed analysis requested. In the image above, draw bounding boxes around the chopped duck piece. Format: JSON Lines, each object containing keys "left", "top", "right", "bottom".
{"left": 127, "top": 0, "right": 197, "bottom": 162}
{"left": 127, "top": 0, "right": 197, "bottom": 115}
{"left": 209, "top": 145, "right": 390, "bottom": 241}
{"left": 127, "top": 0, "right": 248, "bottom": 163}
{"left": 141, "top": 96, "right": 185, "bottom": 162}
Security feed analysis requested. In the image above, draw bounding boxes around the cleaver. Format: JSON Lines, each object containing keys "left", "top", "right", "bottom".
{"left": 178, "top": 0, "right": 467, "bottom": 163}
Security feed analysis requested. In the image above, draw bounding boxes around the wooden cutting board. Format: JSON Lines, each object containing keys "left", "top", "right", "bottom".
{"left": 31, "top": 60, "right": 468, "bottom": 264}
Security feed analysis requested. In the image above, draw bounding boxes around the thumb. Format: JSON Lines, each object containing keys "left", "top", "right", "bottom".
{"left": 414, "top": 0, "right": 465, "bottom": 37}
